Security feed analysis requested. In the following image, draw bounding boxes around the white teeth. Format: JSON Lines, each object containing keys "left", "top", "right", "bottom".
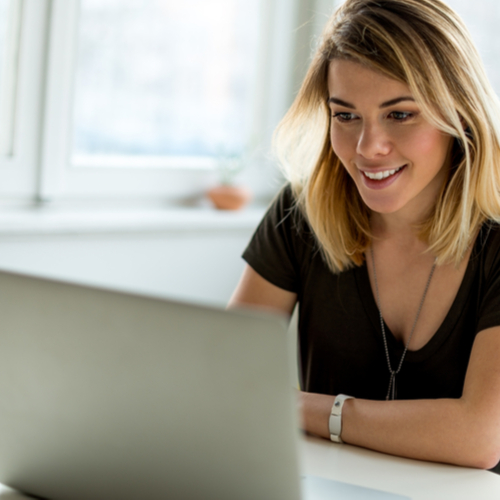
{"left": 363, "top": 165, "right": 404, "bottom": 180}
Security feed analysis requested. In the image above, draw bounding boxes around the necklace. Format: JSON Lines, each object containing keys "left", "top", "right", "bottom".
{"left": 370, "top": 247, "right": 437, "bottom": 400}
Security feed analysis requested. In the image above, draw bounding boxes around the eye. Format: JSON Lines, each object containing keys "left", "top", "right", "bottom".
{"left": 332, "top": 112, "right": 357, "bottom": 123}
{"left": 388, "top": 111, "right": 413, "bottom": 121}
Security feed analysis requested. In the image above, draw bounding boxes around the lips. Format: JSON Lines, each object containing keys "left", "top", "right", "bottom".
{"left": 359, "top": 164, "right": 407, "bottom": 190}
{"left": 362, "top": 165, "right": 405, "bottom": 180}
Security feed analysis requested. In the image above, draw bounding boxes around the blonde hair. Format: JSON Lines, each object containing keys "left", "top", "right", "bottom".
{"left": 274, "top": 0, "right": 500, "bottom": 273}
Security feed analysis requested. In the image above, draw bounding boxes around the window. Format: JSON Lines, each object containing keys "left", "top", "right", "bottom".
{"left": 40, "top": 0, "right": 317, "bottom": 200}
{"left": 72, "top": 0, "right": 261, "bottom": 164}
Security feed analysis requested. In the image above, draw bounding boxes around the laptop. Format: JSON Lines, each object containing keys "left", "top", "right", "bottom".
{"left": 0, "top": 269, "right": 409, "bottom": 500}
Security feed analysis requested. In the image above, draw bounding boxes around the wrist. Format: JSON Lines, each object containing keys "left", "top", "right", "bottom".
{"left": 300, "top": 391, "right": 336, "bottom": 438}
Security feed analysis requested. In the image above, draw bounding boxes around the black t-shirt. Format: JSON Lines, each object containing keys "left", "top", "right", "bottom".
{"left": 243, "top": 184, "right": 500, "bottom": 401}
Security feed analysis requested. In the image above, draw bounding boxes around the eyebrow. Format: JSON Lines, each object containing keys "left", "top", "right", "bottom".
{"left": 327, "top": 96, "right": 415, "bottom": 109}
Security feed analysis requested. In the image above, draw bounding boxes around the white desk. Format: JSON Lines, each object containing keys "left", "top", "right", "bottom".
{"left": 301, "top": 435, "right": 500, "bottom": 499}
{"left": 0, "top": 435, "right": 499, "bottom": 499}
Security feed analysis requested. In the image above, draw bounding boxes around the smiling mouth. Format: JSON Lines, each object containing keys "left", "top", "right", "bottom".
{"left": 362, "top": 165, "right": 406, "bottom": 180}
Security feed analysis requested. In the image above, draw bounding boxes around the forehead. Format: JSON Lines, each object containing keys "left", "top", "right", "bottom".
{"left": 327, "top": 59, "right": 413, "bottom": 105}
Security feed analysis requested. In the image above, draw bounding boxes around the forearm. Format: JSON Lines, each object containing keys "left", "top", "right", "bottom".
{"left": 342, "top": 397, "right": 473, "bottom": 465}
{"left": 300, "top": 391, "right": 500, "bottom": 469}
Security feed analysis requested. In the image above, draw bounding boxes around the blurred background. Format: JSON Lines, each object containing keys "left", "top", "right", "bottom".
{"left": 0, "top": 0, "right": 497, "bottom": 306}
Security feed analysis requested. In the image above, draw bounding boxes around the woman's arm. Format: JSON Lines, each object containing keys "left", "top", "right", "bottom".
{"left": 301, "top": 325, "right": 500, "bottom": 469}
{"left": 228, "top": 264, "right": 297, "bottom": 316}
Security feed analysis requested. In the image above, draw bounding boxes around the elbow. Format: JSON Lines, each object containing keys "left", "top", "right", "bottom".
{"left": 464, "top": 448, "right": 500, "bottom": 470}
{"left": 470, "top": 438, "right": 500, "bottom": 470}
{"left": 451, "top": 397, "right": 500, "bottom": 470}
{"left": 466, "top": 452, "right": 500, "bottom": 471}
{"left": 460, "top": 424, "right": 500, "bottom": 470}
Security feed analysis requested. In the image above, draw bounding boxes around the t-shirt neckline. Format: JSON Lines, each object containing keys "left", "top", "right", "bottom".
{"left": 354, "top": 232, "right": 483, "bottom": 362}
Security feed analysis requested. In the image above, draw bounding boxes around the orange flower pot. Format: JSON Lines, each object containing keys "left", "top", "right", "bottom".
{"left": 207, "top": 185, "right": 252, "bottom": 210}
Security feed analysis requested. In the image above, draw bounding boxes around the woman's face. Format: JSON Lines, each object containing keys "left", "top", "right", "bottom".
{"left": 328, "top": 59, "right": 453, "bottom": 219}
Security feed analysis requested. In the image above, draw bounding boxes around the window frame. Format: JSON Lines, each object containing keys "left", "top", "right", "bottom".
{"left": 0, "top": 0, "right": 22, "bottom": 157}
{"left": 0, "top": 0, "right": 48, "bottom": 199}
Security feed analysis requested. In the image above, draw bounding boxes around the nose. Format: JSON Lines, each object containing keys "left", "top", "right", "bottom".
{"left": 356, "top": 122, "right": 392, "bottom": 159}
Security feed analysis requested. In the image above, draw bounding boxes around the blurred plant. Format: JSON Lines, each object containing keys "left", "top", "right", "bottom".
{"left": 208, "top": 147, "right": 253, "bottom": 210}
{"left": 217, "top": 154, "right": 245, "bottom": 185}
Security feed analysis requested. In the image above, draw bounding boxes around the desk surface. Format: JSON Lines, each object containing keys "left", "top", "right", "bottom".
{"left": 0, "top": 435, "right": 499, "bottom": 499}
{"left": 301, "top": 434, "right": 500, "bottom": 500}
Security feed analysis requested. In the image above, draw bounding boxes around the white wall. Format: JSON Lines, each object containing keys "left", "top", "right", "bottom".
{"left": 0, "top": 229, "right": 254, "bottom": 308}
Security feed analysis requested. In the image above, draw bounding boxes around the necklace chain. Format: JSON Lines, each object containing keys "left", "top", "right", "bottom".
{"left": 370, "top": 247, "right": 437, "bottom": 400}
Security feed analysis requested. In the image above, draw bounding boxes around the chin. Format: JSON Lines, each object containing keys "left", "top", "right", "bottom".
{"left": 359, "top": 194, "right": 405, "bottom": 215}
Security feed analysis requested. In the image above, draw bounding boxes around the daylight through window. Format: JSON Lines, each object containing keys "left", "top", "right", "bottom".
{"left": 72, "top": 0, "right": 261, "bottom": 164}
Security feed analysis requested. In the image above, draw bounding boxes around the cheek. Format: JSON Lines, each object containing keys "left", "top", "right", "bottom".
{"left": 403, "top": 128, "right": 450, "bottom": 161}
{"left": 330, "top": 128, "right": 355, "bottom": 163}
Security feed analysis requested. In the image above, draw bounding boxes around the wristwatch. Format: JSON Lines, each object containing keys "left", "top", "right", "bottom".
{"left": 329, "top": 394, "right": 354, "bottom": 443}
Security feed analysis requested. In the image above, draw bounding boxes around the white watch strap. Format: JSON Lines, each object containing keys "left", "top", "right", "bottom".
{"left": 329, "top": 394, "right": 354, "bottom": 443}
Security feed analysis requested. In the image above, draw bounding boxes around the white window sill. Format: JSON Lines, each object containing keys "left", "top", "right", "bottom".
{"left": 0, "top": 204, "right": 267, "bottom": 237}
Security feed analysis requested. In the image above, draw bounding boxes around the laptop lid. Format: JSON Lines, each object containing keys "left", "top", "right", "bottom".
{"left": 0, "top": 269, "right": 302, "bottom": 500}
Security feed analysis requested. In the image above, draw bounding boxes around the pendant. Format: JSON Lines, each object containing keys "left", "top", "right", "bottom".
{"left": 386, "top": 372, "right": 397, "bottom": 400}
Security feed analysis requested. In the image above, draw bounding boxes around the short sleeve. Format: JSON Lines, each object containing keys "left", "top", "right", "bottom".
{"left": 476, "top": 225, "right": 500, "bottom": 333}
{"left": 242, "top": 184, "right": 309, "bottom": 293}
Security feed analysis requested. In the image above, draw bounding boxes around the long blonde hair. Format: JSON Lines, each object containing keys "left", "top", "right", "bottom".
{"left": 274, "top": 0, "right": 500, "bottom": 273}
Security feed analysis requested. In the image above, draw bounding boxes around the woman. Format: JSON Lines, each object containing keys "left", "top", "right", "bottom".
{"left": 229, "top": 0, "right": 500, "bottom": 471}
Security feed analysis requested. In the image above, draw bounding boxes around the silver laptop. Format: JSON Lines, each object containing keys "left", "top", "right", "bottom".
{"left": 0, "top": 269, "right": 408, "bottom": 500}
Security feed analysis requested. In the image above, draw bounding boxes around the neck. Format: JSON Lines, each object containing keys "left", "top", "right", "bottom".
{"left": 369, "top": 204, "right": 434, "bottom": 261}
{"left": 371, "top": 209, "right": 426, "bottom": 242}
